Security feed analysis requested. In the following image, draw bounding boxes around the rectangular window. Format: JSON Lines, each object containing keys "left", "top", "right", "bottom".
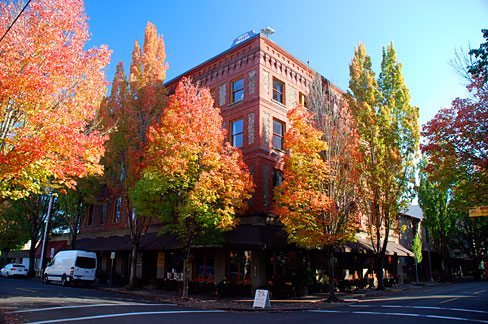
{"left": 87, "top": 205, "right": 94, "bottom": 226}
{"left": 113, "top": 197, "right": 122, "bottom": 223}
{"left": 100, "top": 203, "right": 107, "bottom": 225}
{"left": 272, "top": 169, "right": 283, "bottom": 188}
{"left": 231, "top": 77, "right": 244, "bottom": 103}
{"left": 210, "top": 88, "right": 216, "bottom": 106}
{"left": 273, "top": 119, "right": 284, "bottom": 150}
{"left": 299, "top": 92, "right": 308, "bottom": 108}
{"left": 273, "top": 78, "right": 285, "bottom": 104}
{"left": 231, "top": 118, "right": 244, "bottom": 148}
{"left": 227, "top": 250, "right": 251, "bottom": 283}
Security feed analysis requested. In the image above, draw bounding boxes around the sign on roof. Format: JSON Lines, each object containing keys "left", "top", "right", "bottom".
{"left": 469, "top": 206, "right": 488, "bottom": 217}
{"left": 231, "top": 30, "right": 256, "bottom": 48}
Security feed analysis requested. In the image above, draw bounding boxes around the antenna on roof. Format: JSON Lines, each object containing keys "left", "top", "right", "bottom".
{"left": 260, "top": 26, "right": 275, "bottom": 37}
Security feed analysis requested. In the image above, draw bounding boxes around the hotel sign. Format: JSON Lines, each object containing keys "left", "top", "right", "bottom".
{"left": 469, "top": 206, "right": 488, "bottom": 217}
{"left": 231, "top": 30, "right": 256, "bottom": 47}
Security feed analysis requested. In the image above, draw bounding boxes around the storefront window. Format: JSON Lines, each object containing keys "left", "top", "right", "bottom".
{"left": 193, "top": 252, "right": 215, "bottom": 282}
{"left": 227, "top": 250, "right": 251, "bottom": 283}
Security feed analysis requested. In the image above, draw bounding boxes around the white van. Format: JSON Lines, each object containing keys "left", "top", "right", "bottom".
{"left": 43, "top": 250, "right": 97, "bottom": 286}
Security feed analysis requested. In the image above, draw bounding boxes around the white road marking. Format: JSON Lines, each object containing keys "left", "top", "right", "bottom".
{"left": 310, "top": 309, "right": 488, "bottom": 323}
{"left": 349, "top": 304, "right": 488, "bottom": 314}
{"left": 24, "top": 310, "right": 226, "bottom": 324}
{"left": 7, "top": 303, "right": 175, "bottom": 314}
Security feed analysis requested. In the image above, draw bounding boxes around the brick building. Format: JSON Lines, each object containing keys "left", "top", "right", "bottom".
{"left": 75, "top": 32, "right": 413, "bottom": 295}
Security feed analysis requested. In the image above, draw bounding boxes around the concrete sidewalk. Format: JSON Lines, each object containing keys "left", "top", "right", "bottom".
{"left": 93, "top": 281, "right": 442, "bottom": 311}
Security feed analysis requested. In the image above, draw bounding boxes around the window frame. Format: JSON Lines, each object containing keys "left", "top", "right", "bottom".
{"left": 231, "top": 76, "right": 244, "bottom": 103}
{"left": 113, "top": 197, "right": 122, "bottom": 224}
{"left": 99, "top": 203, "right": 107, "bottom": 225}
{"left": 272, "top": 119, "right": 285, "bottom": 150}
{"left": 231, "top": 118, "right": 244, "bottom": 148}
{"left": 272, "top": 77, "right": 285, "bottom": 104}
{"left": 299, "top": 92, "right": 308, "bottom": 108}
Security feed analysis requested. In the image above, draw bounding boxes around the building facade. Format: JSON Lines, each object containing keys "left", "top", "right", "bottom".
{"left": 75, "top": 32, "right": 414, "bottom": 296}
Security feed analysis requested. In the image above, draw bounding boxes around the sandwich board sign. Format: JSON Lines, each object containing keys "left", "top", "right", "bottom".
{"left": 253, "top": 289, "right": 271, "bottom": 308}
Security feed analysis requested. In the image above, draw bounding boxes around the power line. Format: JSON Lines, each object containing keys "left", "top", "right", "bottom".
{"left": 0, "top": 0, "right": 32, "bottom": 45}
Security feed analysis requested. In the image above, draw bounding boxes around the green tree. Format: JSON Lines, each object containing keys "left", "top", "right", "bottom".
{"left": 417, "top": 159, "right": 455, "bottom": 279}
{"left": 0, "top": 202, "right": 30, "bottom": 267}
{"left": 347, "top": 43, "right": 419, "bottom": 290}
{"left": 131, "top": 79, "right": 253, "bottom": 298}
{"left": 57, "top": 177, "right": 100, "bottom": 250}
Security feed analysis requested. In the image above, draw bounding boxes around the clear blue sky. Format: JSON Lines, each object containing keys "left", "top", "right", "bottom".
{"left": 84, "top": 0, "right": 487, "bottom": 127}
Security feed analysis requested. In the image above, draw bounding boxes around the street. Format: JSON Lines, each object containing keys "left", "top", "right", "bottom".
{"left": 0, "top": 278, "right": 487, "bottom": 323}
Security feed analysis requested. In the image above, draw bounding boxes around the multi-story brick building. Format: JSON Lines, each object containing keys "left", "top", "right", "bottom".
{"left": 75, "top": 32, "right": 414, "bottom": 295}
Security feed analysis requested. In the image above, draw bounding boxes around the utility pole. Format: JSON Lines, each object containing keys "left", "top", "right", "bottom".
{"left": 38, "top": 193, "right": 54, "bottom": 278}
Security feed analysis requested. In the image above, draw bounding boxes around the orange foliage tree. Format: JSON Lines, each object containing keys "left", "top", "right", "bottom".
{"left": 99, "top": 22, "right": 167, "bottom": 290}
{"left": 0, "top": 0, "right": 111, "bottom": 202}
{"left": 273, "top": 95, "right": 361, "bottom": 301}
{"left": 131, "top": 78, "right": 253, "bottom": 298}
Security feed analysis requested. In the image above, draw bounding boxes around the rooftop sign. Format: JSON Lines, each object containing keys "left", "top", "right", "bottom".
{"left": 231, "top": 30, "right": 256, "bottom": 48}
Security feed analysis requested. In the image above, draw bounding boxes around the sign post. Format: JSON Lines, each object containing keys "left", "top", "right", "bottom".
{"left": 253, "top": 289, "right": 271, "bottom": 308}
{"left": 109, "top": 252, "right": 115, "bottom": 287}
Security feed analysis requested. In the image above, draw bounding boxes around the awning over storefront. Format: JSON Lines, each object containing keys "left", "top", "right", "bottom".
{"left": 340, "top": 238, "right": 414, "bottom": 257}
{"left": 35, "top": 240, "right": 68, "bottom": 257}
{"left": 224, "top": 224, "right": 288, "bottom": 249}
{"left": 75, "top": 233, "right": 179, "bottom": 252}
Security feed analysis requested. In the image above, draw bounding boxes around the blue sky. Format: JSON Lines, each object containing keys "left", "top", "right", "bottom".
{"left": 84, "top": 0, "right": 487, "bottom": 127}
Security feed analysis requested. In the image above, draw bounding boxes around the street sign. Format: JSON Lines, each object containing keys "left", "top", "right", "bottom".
{"left": 110, "top": 252, "right": 115, "bottom": 259}
{"left": 469, "top": 206, "right": 488, "bottom": 217}
{"left": 253, "top": 289, "right": 271, "bottom": 308}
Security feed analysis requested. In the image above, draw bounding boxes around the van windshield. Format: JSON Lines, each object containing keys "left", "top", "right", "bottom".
{"left": 75, "top": 257, "right": 96, "bottom": 269}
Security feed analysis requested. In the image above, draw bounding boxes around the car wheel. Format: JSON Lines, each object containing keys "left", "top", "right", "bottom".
{"left": 61, "top": 275, "right": 68, "bottom": 287}
{"left": 43, "top": 274, "right": 49, "bottom": 284}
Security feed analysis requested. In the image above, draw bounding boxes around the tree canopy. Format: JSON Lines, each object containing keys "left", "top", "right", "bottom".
{"left": 0, "top": 0, "right": 111, "bottom": 202}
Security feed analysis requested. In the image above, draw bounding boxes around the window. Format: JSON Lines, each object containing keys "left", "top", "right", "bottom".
{"left": 113, "top": 197, "right": 122, "bottom": 223}
{"left": 87, "top": 205, "right": 94, "bottom": 226}
{"left": 231, "top": 118, "right": 244, "bottom": 148}
{"left": 227, "top": 250, "right": 251, "bottom": 283}
{"left": 273, "top": 119, "right": 284, "bottom": 150}
{"left": 273, "top": 169, "right": 283, "bottom": 188}
{"left": 299, "top": 92, "right": 308, "bottom": 108}
{"left": 100, "top": 203, "right": 107, "bottom": 225}
{"left": 231, "top": 77, "right": 244, "bottom": 102}
{"left": 210, "top": 88, "right": 216, "bottom": 105}
{"left": 273, "top": 78, "right": 285, "bottom": 104}
{"left": 193, "top": 253, "right": 215, "bottom": 282}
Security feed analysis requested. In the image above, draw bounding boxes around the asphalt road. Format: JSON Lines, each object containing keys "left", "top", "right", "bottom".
{"left": 1, "top": 277, "right": 487, "bottom": 324}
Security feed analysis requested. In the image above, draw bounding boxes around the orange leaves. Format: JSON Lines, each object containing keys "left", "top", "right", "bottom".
{"left": 134, "top": 78, "right": 253, "bottom": 234}
{"left": 0, "top": 0, "right": 111, "bottom": 201}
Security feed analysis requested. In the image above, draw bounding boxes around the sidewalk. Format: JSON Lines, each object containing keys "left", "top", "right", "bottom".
{"left": 93, "top": 281, "right": 442, "bottom": 311}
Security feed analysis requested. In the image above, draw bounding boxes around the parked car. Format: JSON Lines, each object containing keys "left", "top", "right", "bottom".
{"left": 1, "top": 263, "right": 28, "bottom": 278}
{"left": 43, "top": 250, "right": 97, "bottom": 287}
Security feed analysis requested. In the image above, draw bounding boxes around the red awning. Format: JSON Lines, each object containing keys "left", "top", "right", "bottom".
{"left": 35, "top": 240, "right": 68, "bottom": 258}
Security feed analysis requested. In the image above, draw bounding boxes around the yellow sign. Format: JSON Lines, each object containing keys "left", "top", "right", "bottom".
{"left": 469, "top": 206, "right": 488, "bottom": 217}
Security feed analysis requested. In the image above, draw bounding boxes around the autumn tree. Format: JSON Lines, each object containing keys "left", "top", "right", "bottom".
{"left": 274, "top": 74, "right": 361, "bottom": 301}
{"left": 0, "top": 0, "right": 111, "bottom": 203}
{"left": 468, "top": 29, "right": 488, "bottom": 85}
{"left": 131, "top": 78, "right": 253, "bottom": 298}
{"left": 347, "top": 43, "right": 419, "bottom": 290}
{"left": 99, "top": 22, "right": 167, "bottom": 290}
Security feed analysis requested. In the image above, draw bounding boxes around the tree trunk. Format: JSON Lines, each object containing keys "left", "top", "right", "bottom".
{"left": 128, "top": 243, "right": 138, "bottom": 290}
{"left": 327, "top": 245, "right": 340, "bottom": 302}
{"left": 377, "top": 225, "right": 389, "bottom": 290}
{"left": 28, "top": 243, "right": 37, "bottom": 277}
{"left": 1, "top": 248, "right": 9, "bottom": 267}
{"left": 182, "top": 244, "right": 191, "bottom": 298}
